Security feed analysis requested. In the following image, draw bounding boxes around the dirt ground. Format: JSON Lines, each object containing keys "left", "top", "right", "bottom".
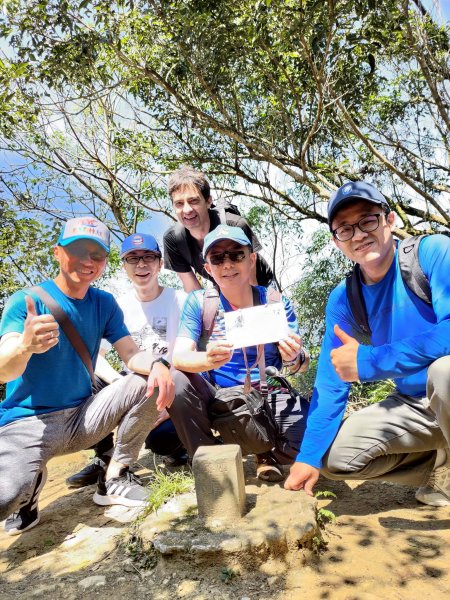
{"left": 0, "top": 450, "right": 449, "bottom": 600}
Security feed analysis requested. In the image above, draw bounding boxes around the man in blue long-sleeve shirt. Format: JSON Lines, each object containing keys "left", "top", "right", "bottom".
{"left": 285, "top": 181, "right": 450, "bottom": 507}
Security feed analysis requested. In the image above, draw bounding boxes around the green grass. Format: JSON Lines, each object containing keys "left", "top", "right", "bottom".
{"left": 143, "top": 468, "right": 194, "bottom": 517}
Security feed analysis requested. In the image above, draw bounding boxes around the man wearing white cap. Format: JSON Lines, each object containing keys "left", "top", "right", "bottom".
{"left": 0, "top": 218, "right": 175, "bottom": 535}
{"left": 66, "top": 232, "right": 188, "bottom": 487}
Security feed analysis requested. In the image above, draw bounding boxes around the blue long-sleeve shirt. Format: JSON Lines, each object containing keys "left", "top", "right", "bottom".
{"left": 297, "top": 234, "right": 450, "bottom": 468}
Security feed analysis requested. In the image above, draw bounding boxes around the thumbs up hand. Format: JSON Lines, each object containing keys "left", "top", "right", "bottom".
{"left": 330, "top": 324, "right": 360, "bottom": 382}
{"left": 22, "top": 295, "right": 59, "bottom": 354}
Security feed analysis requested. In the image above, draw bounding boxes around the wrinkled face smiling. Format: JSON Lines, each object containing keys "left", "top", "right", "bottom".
{"left": 331, "top": 199, "right": 396, "bottom": 282}
{"left": 54, "top": 239, "right": 108, "bottom": 287}
{"left": 171, "top": 184, "right": 212, "bottom": 233}
{"left": 204, "top": 239, "right": 256, "bottom": 289}
{"left": 122, "top": 250, "right": 162, "bottom": 289}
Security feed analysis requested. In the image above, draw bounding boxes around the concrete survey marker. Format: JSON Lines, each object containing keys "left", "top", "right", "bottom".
{"left": 192, "top": 444, "right": 246, "bottom": 525}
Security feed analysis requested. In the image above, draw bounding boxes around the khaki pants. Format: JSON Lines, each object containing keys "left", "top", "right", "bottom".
{"left": 321, "top": 356, "right": 450, "bottom": 487}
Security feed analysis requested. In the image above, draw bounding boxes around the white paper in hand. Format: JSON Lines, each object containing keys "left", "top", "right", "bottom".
{"left": 224, "top": 302, "right": 290, "bottom": 348}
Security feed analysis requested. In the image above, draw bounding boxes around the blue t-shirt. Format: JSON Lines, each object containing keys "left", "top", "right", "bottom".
{"left": 177, "top": 286, "right": 299, "bottom": 387}
{"left": 0, "top": 280, "right": 129, "bottom": 426}
{"left": 297, "top": 234, "right": 450, "bottom": 468}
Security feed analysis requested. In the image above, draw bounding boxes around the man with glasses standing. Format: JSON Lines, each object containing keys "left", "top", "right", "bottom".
{"left": 66, "top": 233, "right": 188, "bottom": 488}
{"left": 168, "top": 225, "right": 309, "bottom": 481}
{"left": 0, "top": 219, "right": 175, "bottom": 535}
{"left": 285, "top": 181, "right": 450, "bottom": 507}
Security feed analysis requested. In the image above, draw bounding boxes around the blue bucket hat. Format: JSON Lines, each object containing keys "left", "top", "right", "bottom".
{"left": 203, "top": 225, "right": 252, "bottom": 258}
{"left": 120, "top": 233, "right": 161, "bottom": 258}
{"left": 58, "top": 217, "right": 110, "bottom": 252}
{"left": 328, "top": 181, "right": 390, "bottom": 230}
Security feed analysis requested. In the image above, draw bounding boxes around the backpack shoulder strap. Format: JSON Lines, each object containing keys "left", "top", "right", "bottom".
{"left": 398, "top": 235, "right": 431, "bottom": 305}
{"left": 218, "top": 206, "right": 227, "bottom": 224}
{"left": 173, "top": 223, "right": 193, "bottom": 267}
{"left": 346, "top": 264, "right": 372, "bottom": 338}
{"left": 29, "top": 286, "right": 96, "bottom": 387}
{"left": 266, "top": 287, "right": 282, "bottom": 304}
{"left": 200, "top": 287, "right": 220, "bottom": 348}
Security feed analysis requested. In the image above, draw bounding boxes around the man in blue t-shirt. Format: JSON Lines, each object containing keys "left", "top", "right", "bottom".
{"left": 285, "top": 181, "right": 450, "bottom": 507}
{"left": 0, "top": 217, "right": 175, "bottom": 536}
{"left": 168, "top": 224, "right": 309, "bottom": 481}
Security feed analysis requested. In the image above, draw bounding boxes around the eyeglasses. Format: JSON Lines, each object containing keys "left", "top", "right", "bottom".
{"left": 64, "top": 244, "right": 108, "bottom": 262}
{"left": 124, "top": 253, "right": 160, "bottom": 265}
{"left": 332, "top": 213, "right": 385, "bottom": 242}
{"left": 207, "top": 250, "right": 247, "bottom": 266}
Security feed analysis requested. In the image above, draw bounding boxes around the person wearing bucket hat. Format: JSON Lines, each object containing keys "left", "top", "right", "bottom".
{"left": 0, "top": 218, "right": 177, "bottom": 536}
{"left": 66, "top": 233, "right": 188, "bottom": 487}
{"left": 163, "top": 165, "right": 273, "bottom": 292}
{"left": 168, "top": 224, "right": 310, "bottom": 482}
{"left": 285, "top": 181, "right": 450, "bottom": 508}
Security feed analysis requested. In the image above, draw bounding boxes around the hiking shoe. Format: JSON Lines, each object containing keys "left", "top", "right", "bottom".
{"left": 4, "top": 467, "right": 48, "bottom": 536}
{"left": 256, "top": 453, "right": 285, "bottom": 483}
{"left": 66, "top": 455, "right": 110, "bottom": 488}
{"left": 93, "top": 468, "right": 148, "bottom": 508}
{"left": 415, "top": 449, "right": 450, "bottom": 507}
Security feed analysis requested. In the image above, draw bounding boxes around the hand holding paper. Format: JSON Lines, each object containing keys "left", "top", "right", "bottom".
{"left": 206, "top": 340, "right": 234, "bottom": 369}
{"left": 278, "top": 332, "right": 302, "bottom": 362}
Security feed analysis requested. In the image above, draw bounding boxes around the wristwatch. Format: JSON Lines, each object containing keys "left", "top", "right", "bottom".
{"left": 283, "top": 348, "right": 306, "bottom": 368}
{"left": 151, "top": 357, "right": 171, "bottom": 370}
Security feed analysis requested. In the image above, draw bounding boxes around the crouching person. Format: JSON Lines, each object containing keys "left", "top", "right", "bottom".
{"left": 0, "top": 218, "right": 174, "bottom": 536}
{"left": 168, "top": 225, "right": 309, "bottom": 481}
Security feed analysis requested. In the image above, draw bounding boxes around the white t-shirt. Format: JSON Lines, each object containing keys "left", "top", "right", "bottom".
{"left": 102, "top": 287, "right": 186, "bottom": 364}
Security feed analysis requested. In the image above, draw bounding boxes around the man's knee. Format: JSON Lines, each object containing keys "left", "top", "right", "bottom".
{"left": 169, "top": 370, "right": 213, "bottom": 424}
{"left": 427, "top": 356, "right": 450, "bottom": 395}
{"left": 321, "top": 441, "right": 356, "bottom": 478}
{"left": 122, "top": 372, "right": 148, "bottom": 397}
{"left": 320, "top": 412, "right": 373, "bottom": 478}
{"left": 171, "top": 370, "right": 209, "bottom": 407}
{"left": 172, "top": 369, "right": 193, "bottom": 396}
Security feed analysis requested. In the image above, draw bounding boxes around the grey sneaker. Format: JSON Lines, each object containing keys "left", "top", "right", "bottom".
{"left": 415, "top": 449, "right": 450, "bottom": 507}
{"left": 92, "top": 468, "right": 148, "bottom": 508}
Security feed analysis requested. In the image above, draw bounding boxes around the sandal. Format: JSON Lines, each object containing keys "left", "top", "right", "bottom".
{"left": 256, "top": 453, "right": 285, "bottom": 482}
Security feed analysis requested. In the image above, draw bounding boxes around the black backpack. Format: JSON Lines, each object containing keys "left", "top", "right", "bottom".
{"left": 346, "top": 234, "right": 432, "bottom": 339}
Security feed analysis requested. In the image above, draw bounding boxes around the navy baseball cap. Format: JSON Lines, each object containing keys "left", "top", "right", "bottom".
{"left": 120, "top": 233, "right": 161, "bottom": 258}
{"left": 203, "top": 225, "right": 252, "bottom": 258}
{"left": 328, "top": 181, "right": 390, "bottom": 230}
{"left": 58, "top": 217, "right": 110, "bottom": 252}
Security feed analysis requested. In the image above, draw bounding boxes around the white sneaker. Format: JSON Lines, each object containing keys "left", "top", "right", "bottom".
{"left": 415, "top": 449, "right": 450, "bottom": 507}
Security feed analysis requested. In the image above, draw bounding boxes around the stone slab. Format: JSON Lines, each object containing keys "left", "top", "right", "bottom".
{"left": 140, "top": 486, "right": 317, "bottom": 561}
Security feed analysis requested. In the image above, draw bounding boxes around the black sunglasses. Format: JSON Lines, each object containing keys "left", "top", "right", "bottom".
{"left": 207, "top": 250, "right": 247, "bottom": 266}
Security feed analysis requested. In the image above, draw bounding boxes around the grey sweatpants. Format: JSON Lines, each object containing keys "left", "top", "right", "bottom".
{"left": 0, "top": 373, "right": 153, "bottom": 520}
{"left": 321, "top": 356, "right": 450, "bottom": 487}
